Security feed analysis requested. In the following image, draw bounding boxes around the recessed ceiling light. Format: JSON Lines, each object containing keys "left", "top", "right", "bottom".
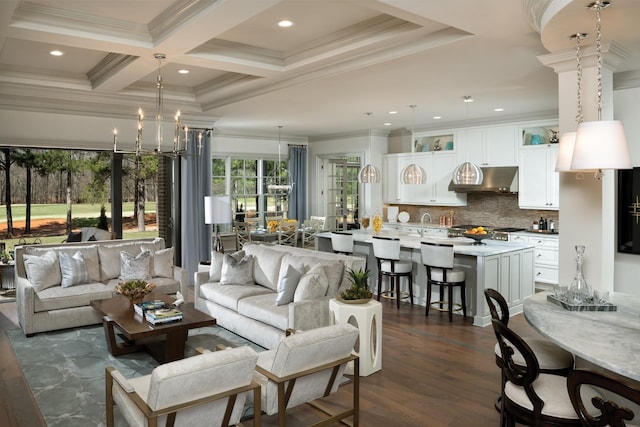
{"left": 388, "top": 111, "right": 397, "bottom": 115}
{"left": 383, "top": 122, "right": 391, "bottom": 126}
{"left": 50, "top": 50, "right": 63, "bottom": 56}
{"left": 433, "top": 116, "right": 442, "bottom": 120}
{"left": 494, "top": 108, "right": 504, "bottom": 112}
{"left": 463, "top": 96, "right": 474, "bottom": 103}
{"left": 278, "top": 20, "right": 293, "bottom": 27}
{"left": 178, "top": 69, "right": 189, "bottom": 74}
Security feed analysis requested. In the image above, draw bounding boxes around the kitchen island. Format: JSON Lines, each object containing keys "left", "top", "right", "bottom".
{"left": 316, "top": 230, "right": 535, "bottom": 326}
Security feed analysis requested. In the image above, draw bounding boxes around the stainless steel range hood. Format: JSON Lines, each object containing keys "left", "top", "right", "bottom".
{"left": 448, "top": 166, "right": 518, "bottom": 193}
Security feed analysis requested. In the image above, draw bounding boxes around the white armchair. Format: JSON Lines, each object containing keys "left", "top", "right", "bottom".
{"left": 252, "top": 324, "right": 360, "bottom": 427}
{"left": 106, "top": 346, "right": 261, "bottom": 427}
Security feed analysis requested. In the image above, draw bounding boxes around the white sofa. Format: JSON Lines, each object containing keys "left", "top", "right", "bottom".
{"left": 194, "top": 242, "right": 366, "bottom": 349}
{"left": 15, "top": 237, "right": 187, "bottom": 336}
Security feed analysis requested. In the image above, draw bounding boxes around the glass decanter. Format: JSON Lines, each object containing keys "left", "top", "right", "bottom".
{"left": 372, "top": 210, "right": 382, "bottom": 235}
{"left": 568, "top": 245, "right": 591, "bottom": 305}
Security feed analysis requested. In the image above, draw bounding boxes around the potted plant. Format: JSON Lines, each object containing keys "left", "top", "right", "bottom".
{"left": 338, "top": 268, "right": 373, "bottom": 304}
{"left": 115, "top": 280, "right": 156, "bottom": 306}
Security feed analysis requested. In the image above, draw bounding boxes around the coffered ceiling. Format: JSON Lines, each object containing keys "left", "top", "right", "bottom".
{"left": 0, "top": 0, "right": 639, "bottom": 143}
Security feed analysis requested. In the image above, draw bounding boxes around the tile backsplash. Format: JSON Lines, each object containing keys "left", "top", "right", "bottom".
{"left": 385, "top": 193, "right": 558, "bottom": 230}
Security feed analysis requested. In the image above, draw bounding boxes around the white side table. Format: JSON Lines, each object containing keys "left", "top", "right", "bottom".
{"left": 329, "top": 298, "right": 382, "bottom": 376}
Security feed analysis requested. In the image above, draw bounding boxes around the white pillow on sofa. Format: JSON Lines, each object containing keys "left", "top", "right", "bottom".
{"left": 59, "top": 251, "right": 91, "bottom": 288}
{"left": 24, "top": 250, "right": 62, "bottom": 292}
{"left": 275, "top": 264, "right": 304, "bottom": 306}
{"left": 141, "top": 245, "right": 174, "bottom": 278}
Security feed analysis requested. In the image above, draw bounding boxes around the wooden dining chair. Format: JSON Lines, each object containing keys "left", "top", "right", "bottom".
{"left": 491, "top": 319, "right": 586, "bottom": 427}
{"left": 567, "top": 369, "right": 640, "bottom": 427}
{"left": 277, "top": 220, "right": 298, "bottom": 247}
{"left": 234, "top": 221, "right": 255, "bottom": 250}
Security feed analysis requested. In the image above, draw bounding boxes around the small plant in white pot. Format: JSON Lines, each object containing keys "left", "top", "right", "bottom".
{"left": 339, "top": 268, "right": 373, "bottom": 304}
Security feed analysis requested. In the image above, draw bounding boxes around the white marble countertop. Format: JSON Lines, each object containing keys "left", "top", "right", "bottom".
{"left": 317, "top": 230, "right": 534, "bottom": 257}
{"left": 524, "top": 291, "right": 640, "bottom": 382}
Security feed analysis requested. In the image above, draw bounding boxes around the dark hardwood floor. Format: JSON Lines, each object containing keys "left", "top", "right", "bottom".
{"left": 0, "top": 293, "right": 537, "bottom": 426}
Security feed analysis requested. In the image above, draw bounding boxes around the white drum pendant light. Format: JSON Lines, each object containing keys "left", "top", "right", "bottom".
{"left": 401, "top": 104, "right": 427, "bottom": 185}
{"left": 452, "top": 96, "right": 483, "bottom": 185}
{"left": 570, "top": 1, "right": 631, "bottom": 172}
{"left": 358, "top": 112, "right": 381, "bottom": 184}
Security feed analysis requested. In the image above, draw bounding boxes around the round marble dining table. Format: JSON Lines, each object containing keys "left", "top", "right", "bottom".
{"left": 523, "top": 291, "right": 640, "bottom": 382}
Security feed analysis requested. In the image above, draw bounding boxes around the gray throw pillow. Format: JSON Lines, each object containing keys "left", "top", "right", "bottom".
{"left": 59, "top": 251, "right": 91, "bottom": 288}
{"left": 220, "top": 253, "right": 254, "bottom": 286}
{"left": 119, "top": 250, "right": 151, "bottom": 281}
{"left": 294, "top": 264, "right": 330, "bottom": 301}
{"left": 275, "top": 264, "right": 303, "bottom": 306}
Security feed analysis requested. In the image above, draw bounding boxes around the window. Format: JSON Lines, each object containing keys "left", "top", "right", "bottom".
{"left": 213, "top": 156, "right": 290, "bottom": 226}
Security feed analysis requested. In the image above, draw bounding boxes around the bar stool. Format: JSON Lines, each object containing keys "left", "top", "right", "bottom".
{"left": 420, "top": 242, "right": 466, "bottom": 321}
{"left": 372, "top": 235, "right": 413, "bottom": 309}
{"left": 330, "top": 231, "right": 354, "bottom": 255}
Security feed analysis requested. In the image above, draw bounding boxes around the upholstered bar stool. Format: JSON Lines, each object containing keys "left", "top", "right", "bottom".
{"left": 420, "top": 242, "right": 466, "bottom": 321}
{"left": 330, "top": 231, "right": 355, "bottom": 255}
{"left": 372, "top": 235, "right": 413, "bottom": 309}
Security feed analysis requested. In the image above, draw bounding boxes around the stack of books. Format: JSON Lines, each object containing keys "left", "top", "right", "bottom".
{"left": 145, "top": 307, "right": 183, "bottom": 325}
{"left": 134, "top": 300, "right": 167, "bottom": 317}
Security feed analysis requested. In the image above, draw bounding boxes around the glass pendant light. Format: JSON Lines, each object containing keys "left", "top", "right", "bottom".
{"left": 452, "top": 96, "right": 483, "bottom": 185}
{"left": 358, "top": 112, "right": 381, "bottom": 184}
{"left": 266, "top": 125, "right": 293, "bottom": 194}
{"left": 570, "top": 0, "right": 631, "bottom": 172}
{"left": 401, "top": 104, "right": 427, "bottom": 185}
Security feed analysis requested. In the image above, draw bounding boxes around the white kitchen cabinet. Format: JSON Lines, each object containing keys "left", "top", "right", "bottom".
{"left": 518, "top": 144, "right": 559, "bottom": 210}
{"left": 455, "top": 124, "right": 518, "bottom": 166}
{"left": 382, "top": 152, "right": 466, "bottom": 206}
{"left": 511, "top": 233, "right": 559, "bottom": 289}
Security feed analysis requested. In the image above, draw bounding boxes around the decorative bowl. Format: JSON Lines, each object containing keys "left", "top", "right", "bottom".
{"left": 462, "top": 232, "right": 493, "bottom": 245}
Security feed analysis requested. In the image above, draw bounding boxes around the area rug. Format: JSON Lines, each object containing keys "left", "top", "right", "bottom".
{"left": 7, "top": 324, "right": 264, "bottom": 427}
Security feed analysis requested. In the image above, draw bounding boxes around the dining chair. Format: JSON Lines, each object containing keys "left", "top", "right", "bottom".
{"left": 372, "top": 235, "right": 413, "bottom": 309}
{"left": 300, "top": 218, "right": 322, "bottom": 249}
{"left": 309, "top": 215, "right": 326, "bottom": 230}
{"left": 491, "top": 319, "right": 587, "bottom": 427}
{"left": 234, "top": 221, "right": 256, "bottom": 251}
{"left": 420, "top": 242, "right": 466, "bottom": 321}
{"left": 485, "top": 288, "right": 574, "bottom": 416}
{"left": 567, "top": 369, "right": 640, "bottom": 427}
{"left": 277, "top": 220, "right": 298, "bottom": 247}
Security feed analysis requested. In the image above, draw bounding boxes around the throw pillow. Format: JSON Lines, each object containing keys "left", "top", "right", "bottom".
{"left": 275, "top": 264, "right": 303, "bottom": 306}
{"left": 119, "top": 250, "right": 152, "bottom": 281}
{"left": 208, "top": 251, "right": 225, "bottom": 282}
{"left": 23, "top": 250, "right": 62, "bottom": 292}
{"left": 141, "top": 245, "right": 174, "bottom": 278}
{"left": 59, "top": 251, "right": 91, "bottom": 288}
{"left": 220, "top": 252, "right": 254, "bottom": 286}
{"left": 294, "top": 264, "right": 330, "bottom": 302}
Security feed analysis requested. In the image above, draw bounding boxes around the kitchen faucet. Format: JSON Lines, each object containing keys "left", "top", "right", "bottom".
{"left": 420, "top": 212, "right": 432, "bottom": 237}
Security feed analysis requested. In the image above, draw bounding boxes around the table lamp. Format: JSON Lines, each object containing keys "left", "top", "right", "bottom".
{"left": 204, "top": 195, "right": 231, "bottom": 254}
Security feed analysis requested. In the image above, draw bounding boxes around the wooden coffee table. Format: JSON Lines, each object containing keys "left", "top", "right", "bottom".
{"left": 91, "top": 293, "right": 216, "bottom": 363}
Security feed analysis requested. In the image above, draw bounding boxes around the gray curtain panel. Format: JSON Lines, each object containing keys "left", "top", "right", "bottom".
{"left": 289, "top": 145, "right": 307, "bottom": 221}
{"left": 180, "top": 130, "right": 212, "bottom": 286}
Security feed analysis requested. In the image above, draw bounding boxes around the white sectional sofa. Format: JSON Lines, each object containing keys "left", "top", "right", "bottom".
{"left": 194, "top": 242, "right": 366, "bottom": 349}
{"left": 15, "top": 237, "right": 186, "bottom": 336}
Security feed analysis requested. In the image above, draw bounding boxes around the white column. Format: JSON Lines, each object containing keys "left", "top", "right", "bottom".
{"left": 538, "top": 42, "right": 629, "bottom": 293}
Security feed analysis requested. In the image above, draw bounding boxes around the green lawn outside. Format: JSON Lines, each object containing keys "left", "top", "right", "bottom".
{"left": 0, "top": 202, "right": 159, "bottom": 252}
{"left": 0, "top": 202, "right": 156, "bottom": 221}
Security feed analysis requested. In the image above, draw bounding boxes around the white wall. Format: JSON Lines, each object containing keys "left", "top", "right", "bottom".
{"left": 614, "top": 86, "right": 640, "bottom": 294}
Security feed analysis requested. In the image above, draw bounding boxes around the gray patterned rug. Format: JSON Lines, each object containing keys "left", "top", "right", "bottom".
{"left": 7, "top": 324, "right": 264, "bottom": 426}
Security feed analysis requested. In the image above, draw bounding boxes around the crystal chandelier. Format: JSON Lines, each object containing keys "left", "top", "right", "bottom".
{"left": 266, "top": 126, "right": 293, "bottom": 194}
{"left": 401, "top": 104, "right": 427, "bottom": 185}
{"left": 112, "top": 53, "right": 209, "bottom": 157}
